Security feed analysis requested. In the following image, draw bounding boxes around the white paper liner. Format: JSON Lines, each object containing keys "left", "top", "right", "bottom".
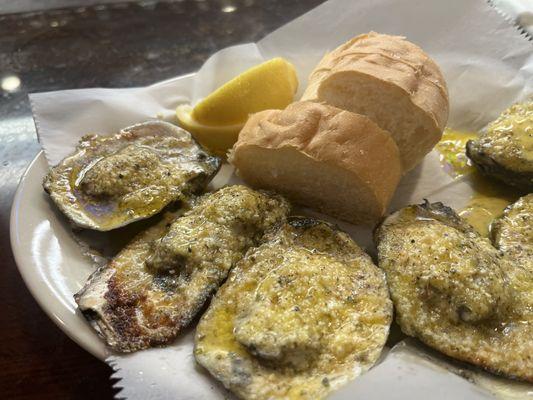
{"left": 28, "top": 0, "right": 533, "bottom": 398}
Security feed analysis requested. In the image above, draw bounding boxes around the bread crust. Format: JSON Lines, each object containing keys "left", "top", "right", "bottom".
{"left": 302, "top": 32, "right": 449, "bottom": 171}
{"left": 230, "top": 101, "right": 402, "bottom": 223}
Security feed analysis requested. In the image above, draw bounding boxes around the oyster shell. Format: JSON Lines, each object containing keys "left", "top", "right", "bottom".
{"left": 43, "top": 121, "right": 221, "bottom": 231}
{"left": 375, "top": 201, "right": 533, "bottom": 382}
{"left": 466, "top": 100, "right": 533, "bottom": 190}
{"left": 491, "top": 193, "right": 533, "bottom": 261}
{"left": 491, "top": 195, "right": 533, "bottom": 347}
{"left": 75, "top": 185, "right": 290, "bottom": 352}
{"left": 195, "top": 217, "right": 392, "bottom": 400}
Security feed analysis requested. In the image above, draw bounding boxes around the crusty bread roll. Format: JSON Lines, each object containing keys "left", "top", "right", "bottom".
{"left": 229, "top": 101, "right": 401, "bottom": 224}
{"left": 301, "top": 32, "right": 449, "bottom": 172}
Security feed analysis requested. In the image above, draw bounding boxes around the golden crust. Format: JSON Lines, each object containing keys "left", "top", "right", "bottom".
{"left": 375, "top": 201, "right": 533, "bottom": 382}
{"left": 195, "top": 217, "right": 392, "bottom": 400}
{"left": 491, "top": 194, "right": 533, "bottom": 336}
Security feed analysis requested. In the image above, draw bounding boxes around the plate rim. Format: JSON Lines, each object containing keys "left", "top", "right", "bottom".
{"left": 10, "top": 150, "right": 108, "bottom": 361}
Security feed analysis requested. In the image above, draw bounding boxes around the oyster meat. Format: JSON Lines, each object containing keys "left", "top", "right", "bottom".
{"left": 466, "top": 100, "right": 533, "bottom": 190}
{"left": 375, "top": 201, "right": 532, "bottom": 382}
{"left": 195, "top": 217, "right": 392, "bottom": 400}
{"left": 491, "top": 194, "right": 533, "bottom": 339}
{"left": 491, "top": 193, "right": 532, "bottom": 261}
{"left": 44, "top": 120, "right": 221, "bottom": 231}
{"left": 75, "top": 185, "right": 290, "bottom": 352}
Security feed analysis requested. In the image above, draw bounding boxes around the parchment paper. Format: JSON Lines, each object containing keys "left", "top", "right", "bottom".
{"left": 29, "top": 0, "right": 532, "bottom": 398}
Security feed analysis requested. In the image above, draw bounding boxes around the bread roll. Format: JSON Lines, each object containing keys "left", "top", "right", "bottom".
{"left": 301, "top": 32, "right": 449, "bottom": 172}
{"left": 229, "top": 101, "right": 402, "bottom": 224}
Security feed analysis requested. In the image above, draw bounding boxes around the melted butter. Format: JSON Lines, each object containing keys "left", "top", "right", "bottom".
{"left": 68, "top": 146, "right": 185, "bottom": 230}
{"left": 435, "top": 129, "right": 478, "bottom": 178}
{"left": 70, "top": 162, "right": 171, "bottom": 230}
{"left": 459, "top": 195, "right": 511, "bottom": 237}
{"left": 459, "top": 170, "right": 520, "bottom": 237}
{"left": 436, "top": 128, "right": 522, "bottom": 236}
{"left": 234, "top": 250, "right": 358, "bottom": 370}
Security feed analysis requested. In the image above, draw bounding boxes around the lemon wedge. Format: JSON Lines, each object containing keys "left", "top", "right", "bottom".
{"left": 176, "top": 57, "right": 298, "bottom": 156}
{"left": 176, "top": 104, "right": 244, "bottom": 156}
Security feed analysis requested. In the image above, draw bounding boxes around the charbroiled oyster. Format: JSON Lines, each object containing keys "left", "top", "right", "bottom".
{"left": 375, "top": 201, "right": 533, "bottom": 382}
{"left": 466, "top": 100, "right": 533, "bottom": 190}
{"left": 44, "top": 121, "right": 220, "bottom": 231}
{"left": 491, "top": 194, "right": 532, "bottom": 332}
{"left": 195, "top": 217, "right": 392, "bottom": 400}
{"left": 491, "top": 193, "right": 532, "bottom": 261}
{"left": 75, "top": 185, "right": 290, "bottom": 352}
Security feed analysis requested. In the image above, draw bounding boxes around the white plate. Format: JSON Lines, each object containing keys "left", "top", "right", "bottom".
{"left": 10, "top": 150, "right": 529, "bottom": 400}
{"left": 10, "top": 151, "right": 108, "bottom": 360}
{"left": 7, "top": 147, "right": 465, "bottom": 364}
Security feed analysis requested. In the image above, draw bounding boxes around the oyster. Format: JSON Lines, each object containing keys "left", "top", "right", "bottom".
{"left": 466, "top": 100, "right": 533, "bottom": 190}
{"left": 43, "top": 121, "right": 221, "bottom": 231}
{"left": 195, "top": 217, "right": 392, "bottom": 400}
{"left": 491, "top": 193, "right": 533, "bottom": 261}
{"left": 75, "top": 185, "right": 290, "bottom": 352}
{"left": 375, "top": 201, "right": 533, "bottom": 382}
{"left": 491, "top": 194, "right": 533, "bottom": 333}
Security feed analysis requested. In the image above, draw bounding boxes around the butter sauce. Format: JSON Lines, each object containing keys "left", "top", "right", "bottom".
{"left": 436, "top": 128, "right": 522, "bottom": 236}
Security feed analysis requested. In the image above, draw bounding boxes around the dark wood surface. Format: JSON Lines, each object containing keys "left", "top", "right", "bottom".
{"left": 0, "top": 1, "right": 323, "bottom": 398}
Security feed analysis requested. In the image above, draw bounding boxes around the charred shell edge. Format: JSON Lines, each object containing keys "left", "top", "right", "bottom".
{"left": 489, "top": 194, "right": 532, "bottom": 249}
{"left": 466, "top": 140, "right": 533, "bottom": 191}
{"left": 413, "top": 200, "right": 473, "bottom": 233}
{"left": 285, "top": 215, "right": 353, "bottom": 240}
{"left": 287, "top": 215, "right": 332, "bottom": 230}
{"left": 374, "top": 200, "right": 476, "bottom": 245}
{"left": 489, "top": 201, "right": 513, "bottom": 248}
{"left": 74, "top": 266, "right": 121, "bottom": 349}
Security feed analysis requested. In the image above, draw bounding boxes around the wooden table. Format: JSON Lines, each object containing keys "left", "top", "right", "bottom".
{"left": 0, "top": 1, "right": 323, "bottom": 398}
